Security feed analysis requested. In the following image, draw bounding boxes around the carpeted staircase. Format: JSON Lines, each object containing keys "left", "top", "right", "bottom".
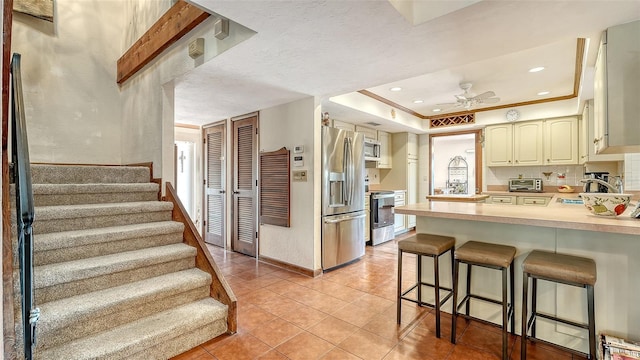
{"left": 11, "top": 164, "right": 229, "bottom": 360}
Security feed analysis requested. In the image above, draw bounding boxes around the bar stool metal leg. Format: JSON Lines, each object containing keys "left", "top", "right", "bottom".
{"left": 451, "top": 257, "right": 460, "bottom": 344}
{"left": 417, "top": 255, "right": 422, "bottom": 308}
{"left": 588, "top": 284, "right": 596, "bottom": 359}
{"left": 531, "top": 277, "right": 537, "bottom": 338}
{"left": 510, "top": 260, "right": 515, "bottom": 334}
{"left": 521, "top": 271, "right": 529, "bottom": 360}
{"left": 434, "top": 253, "right": 441, "bottom": 338}
{"left": 501, "top": 267, "right": 508, "bottom": 360}
{"left": 465, "top": 264, "right": 472, "bottom": 317}
{"left": 397, "top": 249, "right": 403, "bottom": 324}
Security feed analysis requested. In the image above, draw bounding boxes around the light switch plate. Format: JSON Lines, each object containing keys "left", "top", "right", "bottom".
{"left": 292, "top": 170, "right": 307, "bottom": 182}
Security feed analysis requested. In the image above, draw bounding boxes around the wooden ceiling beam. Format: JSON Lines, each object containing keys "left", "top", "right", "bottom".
{"left": 116, "top": 0, "right": 210, "bottom": 85}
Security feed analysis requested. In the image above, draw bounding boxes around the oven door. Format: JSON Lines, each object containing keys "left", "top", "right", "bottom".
{"left": 372, "top": 194, "right": 395, "bottom": 228}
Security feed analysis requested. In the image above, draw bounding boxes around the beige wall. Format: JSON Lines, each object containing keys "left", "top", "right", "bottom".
{"left": 258, "top": 97, "right": 321, "bottom": 271}
{"left": 12, "top": 0, "right": 125, "bottom": 164}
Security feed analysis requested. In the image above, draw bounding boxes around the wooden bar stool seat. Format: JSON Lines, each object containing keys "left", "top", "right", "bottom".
{"left": 451, "top": 241, "right": 516, "bottom": 360}
{"left": 521, "top": 250, "right": 597, "bottom": 359}
{"left": 397, "top": 233, "right": 455, "bottom": 338}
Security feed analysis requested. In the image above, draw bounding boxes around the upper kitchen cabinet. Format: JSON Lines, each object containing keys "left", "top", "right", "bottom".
{"left": 355, "top": 125, "right": 378, "bottom": 141}
{"left": 407, "top": 133, "right": 418, "bottom": 159}
{"left": 579, "top": 100, "right": 623, "bottom": 163}
{"left": 593, "top": 20, "right": 640, "bottom": 154}
{"left": 333, "top": 119, "right": 355, "bottom": 132}
{"left": 486, "top": 121, "right": 543, "bottom": 166}
{"left": 486, "top": 118, "right": 579, "bottom": 167}
{"left": 485, "top": 124, "right": 513, "bottom": 166}
{"left": 377, "top": 131, "right": 392, "bottom": 169}
{"left": 544, "top": 117, "right": 578, "bottom": 165}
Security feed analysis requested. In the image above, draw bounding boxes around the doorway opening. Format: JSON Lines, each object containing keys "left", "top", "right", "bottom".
{"left": 429, "top": 130, "right": 482, "bottom": 195}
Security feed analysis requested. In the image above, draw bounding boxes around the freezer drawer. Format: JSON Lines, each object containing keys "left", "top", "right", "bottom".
{"left": 322, "top": 211, "right": 366, "bottom": 270}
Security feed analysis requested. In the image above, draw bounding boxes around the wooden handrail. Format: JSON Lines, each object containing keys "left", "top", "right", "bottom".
{"left": 165, "top": 183, "right": 237, "bottom": 333}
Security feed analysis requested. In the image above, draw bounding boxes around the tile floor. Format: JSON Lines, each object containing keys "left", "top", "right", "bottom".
{"left": 172, "top": 231, "right": 586, "bottom": 360}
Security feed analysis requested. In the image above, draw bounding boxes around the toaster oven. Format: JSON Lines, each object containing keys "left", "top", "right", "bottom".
{"left": 508, "top": 178, "right": 543, "bottom": 192}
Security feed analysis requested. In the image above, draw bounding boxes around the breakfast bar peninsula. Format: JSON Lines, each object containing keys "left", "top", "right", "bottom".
{"left": 395, "top": 196, "right": 640, "bottom": 353}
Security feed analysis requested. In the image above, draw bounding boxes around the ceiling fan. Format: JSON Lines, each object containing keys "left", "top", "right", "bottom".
{"left": 437, "top": 83, "right": 500, "bottom": 110}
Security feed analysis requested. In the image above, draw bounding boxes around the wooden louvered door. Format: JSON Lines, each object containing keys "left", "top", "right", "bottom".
{"left": 204, "top": 124, "right": 226, "bottom": 247}
{"left": 232, "top": 115, "right": 258, "bottom": 257}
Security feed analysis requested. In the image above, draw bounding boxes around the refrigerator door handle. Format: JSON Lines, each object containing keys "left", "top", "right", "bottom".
{"left": 324, "top": 214, "right": 366, "bottom": 223}
{"left": 347, "top": 137, "right": 354, "bottom": 205}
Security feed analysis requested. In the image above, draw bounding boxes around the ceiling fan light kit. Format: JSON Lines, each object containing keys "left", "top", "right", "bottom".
{"left": 437, "top": 82, "right": 500, "bottom": 110}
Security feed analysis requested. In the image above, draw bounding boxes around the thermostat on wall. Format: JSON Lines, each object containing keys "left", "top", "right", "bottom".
{"left": 293, "top": 155, "right": 304, "bottom": 167}
{"left": 294, "top": 145, "right": 304, "bottom": 153}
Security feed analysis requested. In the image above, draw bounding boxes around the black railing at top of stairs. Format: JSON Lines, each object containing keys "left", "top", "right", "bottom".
{"left": 11, "top": 53, "right": 39, "bottom": 360}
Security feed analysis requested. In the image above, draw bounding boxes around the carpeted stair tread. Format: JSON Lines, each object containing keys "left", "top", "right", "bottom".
{"left": 31, "top": 183, "right": 159, "bottom": 194}
{"left": 11, "top": 183, "right": 160, "bottom": 206}
{"left": 34, "top": 243, "right": 196, "bottom": 290}
{"left": 36, "top": 298, "right": 228, "bottom": 360}
{"left": 35, "top": 201, "right": 173, "bottom": 221}
{"left": 37, "top": 269, "right": 211, "bottom": 345}
{"left": 31, "top": 164, "right": 151, "bottom": 184}
{"left": 35, "top": 221, "right": 184, "bottom": 252}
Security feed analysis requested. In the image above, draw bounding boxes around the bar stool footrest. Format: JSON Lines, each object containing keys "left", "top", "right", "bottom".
{"left": 526, "top": 312, "right": 590, "bottom": 331}
{"left": 400, "top": 282, "right": 452, "bottom": 308}
{"left": 524, "top": 335, "right": 593, "bottom": 359}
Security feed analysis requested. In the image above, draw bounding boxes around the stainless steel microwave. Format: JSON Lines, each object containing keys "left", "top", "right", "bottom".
{"left": 509, "top": 178, "right": 543, "bottom": 192}
{"left": 364, "top": 138, "right": 380, "bottom": 161}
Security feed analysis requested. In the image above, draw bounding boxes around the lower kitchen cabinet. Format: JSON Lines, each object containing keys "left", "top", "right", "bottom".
{"left": 486, "top": 194, "right": 552, "bottom": 206}
{"left": 394, "top": 190, "right": 407, "bottom": 234}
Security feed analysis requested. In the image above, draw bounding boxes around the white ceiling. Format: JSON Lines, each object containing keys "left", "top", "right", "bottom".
{"left": 177, "top": 0, "right": 640, "bottom": 132}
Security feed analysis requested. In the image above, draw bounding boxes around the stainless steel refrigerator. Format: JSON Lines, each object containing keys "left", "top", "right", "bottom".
{"left": 321, "top": 126, "right": 366, "bottom": 270}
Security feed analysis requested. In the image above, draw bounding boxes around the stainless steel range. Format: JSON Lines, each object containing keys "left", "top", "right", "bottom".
{"left": 369, "top": 190, "right": 395, "bottom": 246}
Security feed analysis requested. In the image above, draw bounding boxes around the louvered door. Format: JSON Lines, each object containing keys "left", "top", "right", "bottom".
{"left": 204, "top": 124, "right": 225, "bottom": 247}
{"left": 232, "top": 115, "right": 257, "bottom": 257}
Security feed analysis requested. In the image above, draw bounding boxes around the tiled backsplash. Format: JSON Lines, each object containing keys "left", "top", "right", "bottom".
{"left": 625, "top": 153, "right": 640, "bottom": 191}
{"left": 486, "top": 165, "right": 587, "bottom": 189}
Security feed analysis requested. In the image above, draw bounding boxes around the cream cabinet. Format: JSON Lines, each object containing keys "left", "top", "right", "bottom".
{"left": 407, "top": 133, "right": 418, "bottom": 159}
{"left": 544, "top": 117, "right": 578, "bottom": 165}
{"left": 394, "top": 191, "right": 406, "bottom": 234}
{"left": 406, "top": 159, "right": 417, "bottom": 229}
{"left": 486, "top": 118, "right": 579, "bottom": 167}
{"left": 486, "top": 121, "right": 543, "bottom": 166}
{"left": 377, "top": 131, "right": 392, "bottom": 169}
{"left": 333, "top": 119, "right": 355, "bottom": 132}
{"left": 579, "top": 100, "right": 623, "bottom": 163}
{"left": 355, "top": 125, "right": 377, "bottom": 141}
{"left": 513, "top": 121, "right": 544, "bottom": 166}
{"left": 487, "top": 195, "right": 551, "bottom": 206}
{"left": 485, "top": 124, "right": 513, "bottom": 166}
{"left": 486, "top": 195, "right": 516, "bottom": 205}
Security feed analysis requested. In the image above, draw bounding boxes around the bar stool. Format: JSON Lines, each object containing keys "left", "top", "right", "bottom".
{"left": 451, "top": 241, "right": 516, "bottom": 360}
{"left": 397, "top": 233, "right": 455, "bottom": 338}
{"left": 521, "top": 250, "right": 597, "bottom": 360}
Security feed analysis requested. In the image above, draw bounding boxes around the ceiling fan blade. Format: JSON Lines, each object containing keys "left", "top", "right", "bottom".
{"left": 480, "top": 97, "right": 500, "bottom": 104}
{"left": 454, "top": 94, "right": 468, "bottom": 101}
{"left": 472, "top": 91, "right": 496, "bottom": 101}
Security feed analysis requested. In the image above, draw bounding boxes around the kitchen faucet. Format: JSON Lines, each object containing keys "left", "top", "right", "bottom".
{"left": 580, "top": 178, "right": 623, "bottom": 193}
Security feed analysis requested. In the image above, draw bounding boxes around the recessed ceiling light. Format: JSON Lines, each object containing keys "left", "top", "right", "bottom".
{"left": 529, "top": 66, "right": 545, "bottom": 73}
{"left": 537, "top": 91, "right": 550, "bottom": 96}
{"left": 413, "top": 100, "right": 424, "bottom": 104}
{"left": 433, "top": 108, "right": 442, "bottom": 112}
{"left": 389, "top": 87, "right": 402, "bottom": 92}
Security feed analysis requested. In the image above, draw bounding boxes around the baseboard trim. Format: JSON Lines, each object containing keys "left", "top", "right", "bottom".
{"left": 259, "top": 255, "right": 321, "bottom": 278}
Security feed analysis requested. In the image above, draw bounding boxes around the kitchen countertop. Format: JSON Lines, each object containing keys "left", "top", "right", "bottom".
{"left": 395, "top": 193, "right": 640, "bottom": 235}
{"left": 426, "top": 194, "right": 489, "bottom": 202}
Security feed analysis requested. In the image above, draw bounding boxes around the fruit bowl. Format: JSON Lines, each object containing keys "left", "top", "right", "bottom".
{"left": 558, "top": 186, "right": 575, "bottom": 193}
{"left": 579, "top": 193, "right": 632, "bottom": 216}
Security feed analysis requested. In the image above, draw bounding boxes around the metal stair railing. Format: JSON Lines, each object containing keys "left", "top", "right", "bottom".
{"left": 10, "top": 53, "right": 39, "bottom": 360}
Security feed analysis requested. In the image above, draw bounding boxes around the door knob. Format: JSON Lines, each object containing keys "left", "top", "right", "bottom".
{"left": 233, "top": 191, "right": 240, "bottom": 194}
{"left": 219, "top": 190, "right": 226, "bottom": 194}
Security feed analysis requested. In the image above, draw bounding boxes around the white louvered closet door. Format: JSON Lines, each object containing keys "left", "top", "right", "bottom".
{"left": 232, "top": 115, "right": 258, "bottom": 257}
{"left": 204, "top": 124, "right": 225, "bottom": 247}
